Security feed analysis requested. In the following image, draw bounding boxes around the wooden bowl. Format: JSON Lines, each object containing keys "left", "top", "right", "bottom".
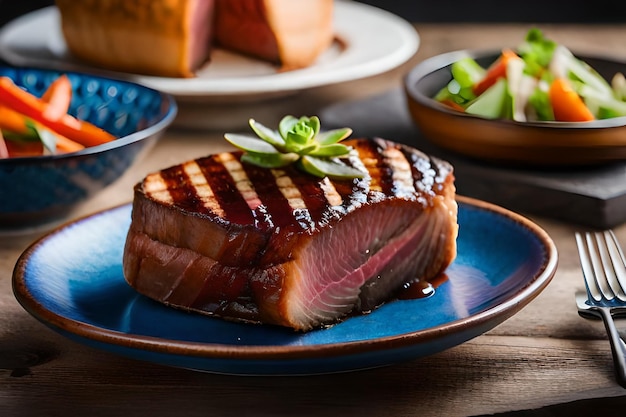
{"left": 404, "top": 49, "right": 626, "bottom": 167}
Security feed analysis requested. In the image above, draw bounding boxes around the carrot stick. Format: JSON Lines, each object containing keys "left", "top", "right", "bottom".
{"left": 53, "top": 133, "right": 86, "bottom": 153}
{"left": 0, "top": 77, "right": 48, "bottom": 119}
{"left": 52, "top": 114, "right": 116, "bottom": 147}
{"left": 549, "top": 78, "right": 595, "bottom": 122}
{"left": 0, "top": 105, "right": 84, "bottom": 154}
{"left": 36, "top": 123, "right": 85, "bottom": 153}
{"left": 439, "top": 98, "right": 466, "bottom": 112}
{"left": 4, "top": 138, "right": 42, "bottom": 157}
{"left": 40, "top": 74, "right": 72, "bottom": 121}
{"left": 473, "top": 49, "right": 520, "bottom": 95}
{"left": 55, "top": 138, "right": 85, "bottom": 153}
{"left": 0, "top": 104, "right": 32, "bottom": 135}
{"left": 0, "top": 130, "right": 9, "bottom": 158}
{"left": 0, "top": 76, "right": 116, "bottom": 147}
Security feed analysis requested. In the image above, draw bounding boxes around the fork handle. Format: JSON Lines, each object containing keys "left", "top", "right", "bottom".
{"left": 598, "top": 307, "right": 626, "bottom": 388}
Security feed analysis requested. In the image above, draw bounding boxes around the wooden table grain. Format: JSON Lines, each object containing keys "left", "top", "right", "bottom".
{"left": 3, "top": 24, "right": 626, "bottom": 416}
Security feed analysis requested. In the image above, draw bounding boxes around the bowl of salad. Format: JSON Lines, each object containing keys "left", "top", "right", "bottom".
{"left": 404, "top": 28, "right": 626, "bottom": 166}
{"left": 0, "top": 66, "right": 177, "bottom": 230}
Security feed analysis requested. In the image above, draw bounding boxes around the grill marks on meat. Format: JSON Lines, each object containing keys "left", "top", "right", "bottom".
{"left": 123, "top": 138, "right": 458, "bottom": 331}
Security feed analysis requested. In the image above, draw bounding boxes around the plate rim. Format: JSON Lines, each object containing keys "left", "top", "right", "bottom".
{"left": 12, "top": 195, "right": 558, "bottom": 361}
{"left": 0, "top": 1, "right": 420, "bottom": 98}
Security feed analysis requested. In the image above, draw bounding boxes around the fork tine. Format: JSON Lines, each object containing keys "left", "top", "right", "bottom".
{"left": 576, "top": 230, "right": 626, "bottom": 388}
{"left": 575, "top": 231, "right": 602, "bottom": 301}
{"left": 592, "top": 231, "right": 619, "bottom": 300}
{"left": 601, "top": 230, "right": 626, "bottom": 301}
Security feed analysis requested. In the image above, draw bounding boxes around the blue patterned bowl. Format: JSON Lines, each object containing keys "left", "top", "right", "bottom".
{"left": 0, "top": 66, "right": 177, "bottom": 229}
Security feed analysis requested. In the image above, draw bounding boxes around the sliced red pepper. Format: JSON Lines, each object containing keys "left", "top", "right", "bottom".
{"left": 473, "top": 49, "right": 520, "bottom": 95}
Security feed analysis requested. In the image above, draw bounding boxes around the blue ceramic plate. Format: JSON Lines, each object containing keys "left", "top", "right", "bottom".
{"left": 12, "top": 196, "right": 557, "bottom": 375}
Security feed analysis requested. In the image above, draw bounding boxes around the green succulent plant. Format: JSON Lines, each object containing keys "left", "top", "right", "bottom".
{"left": 224, "top": 115, "right": 365, "bottom": 180}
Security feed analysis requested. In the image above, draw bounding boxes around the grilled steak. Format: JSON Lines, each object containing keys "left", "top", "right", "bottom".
{"left": 122, "top": 138, "right": 458, "bottom": 331}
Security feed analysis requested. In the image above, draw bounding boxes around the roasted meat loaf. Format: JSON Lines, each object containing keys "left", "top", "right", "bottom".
{"left": 55, "top": 0, "right": 334, "bottom": 77}
{"left": 55, "top": 0, "right": 215, "bottom": 78}
{"left": 122, "top": 138, "right": 458, "bottom": 331}
{"left": 214, "top": 0, "right": 334, "bottom": 70}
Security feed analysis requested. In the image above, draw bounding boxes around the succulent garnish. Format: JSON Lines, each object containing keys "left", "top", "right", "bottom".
{"left": 224, "top": 116, "right": 365, "bottom": 180}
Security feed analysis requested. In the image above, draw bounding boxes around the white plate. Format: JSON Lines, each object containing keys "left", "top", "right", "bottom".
{"left": 0, "top": 1, "right": 419, "bottom": 100}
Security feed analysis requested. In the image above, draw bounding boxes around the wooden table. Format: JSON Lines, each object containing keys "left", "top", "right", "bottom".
{"left": 2, "top": 24, "right": 626, "bottom": 416}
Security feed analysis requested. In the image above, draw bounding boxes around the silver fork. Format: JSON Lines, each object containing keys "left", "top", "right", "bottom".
{"left": 575, "top": 230, "right": 626, "bottom": 388}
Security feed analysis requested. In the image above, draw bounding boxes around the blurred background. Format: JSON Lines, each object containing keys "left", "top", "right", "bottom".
{"left": 2, "top": 0, "right": 626, "bottom": 27}
{"left": 358, "top": 0, "right": 626, "bottom": 23}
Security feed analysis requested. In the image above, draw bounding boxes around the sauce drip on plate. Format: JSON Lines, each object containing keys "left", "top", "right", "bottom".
{"left": 397, "top": 273, "right": 449, "bottom": 300}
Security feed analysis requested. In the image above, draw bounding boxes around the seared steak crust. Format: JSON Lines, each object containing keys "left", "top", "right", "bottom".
{"left": 123, "top": 138, "right": 458, "bottom": 330}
